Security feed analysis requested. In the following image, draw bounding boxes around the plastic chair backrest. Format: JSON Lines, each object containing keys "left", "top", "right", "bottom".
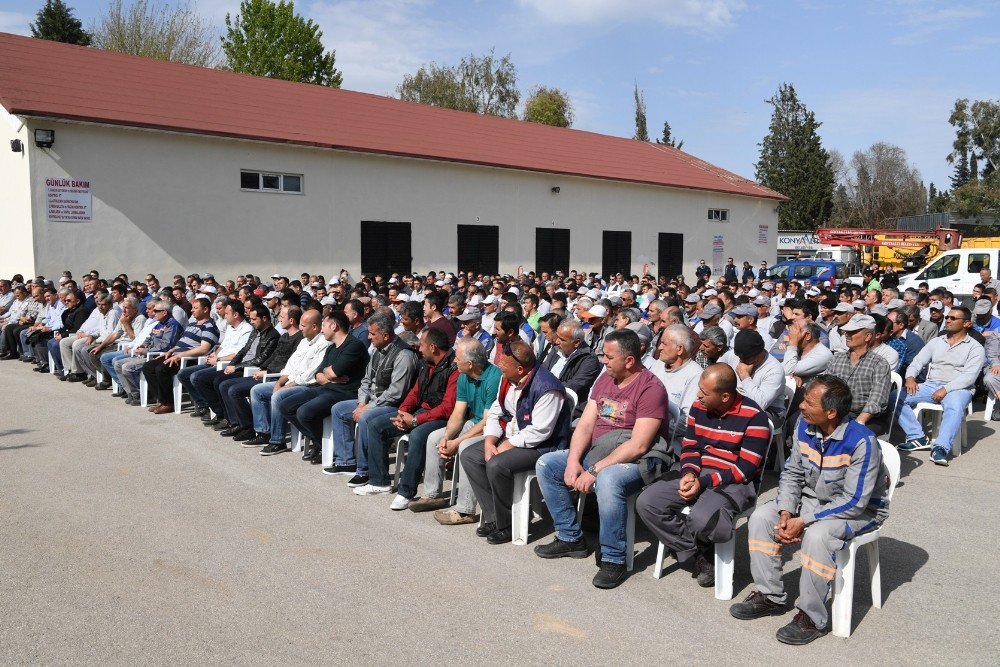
{"left": 783, "top": 380, "right": 796, "bottom": 413}
{"left": 564, "top": 387, "right": 578, "bottom": 416}
{"left": 877, "top": 438, "right": 901, "bottom": 501}
{"left": 890, "top": 372, "right": 903, "bottom": 396}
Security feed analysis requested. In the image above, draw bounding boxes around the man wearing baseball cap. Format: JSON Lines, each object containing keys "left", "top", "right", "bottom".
{"left": 827, "top": 302, "right": 856, "bottom": 354}
{"left": 729, "top": 330, "right": 788, "bottom": 423}
{"left": 828, "top": 314, "right": 892, "bottom": 435}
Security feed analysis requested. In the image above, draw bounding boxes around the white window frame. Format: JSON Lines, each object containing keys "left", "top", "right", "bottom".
{"left": 708, "top": 208, "right": 729, "bottom": 222}
{"left": 240, "top": 170, "right": 304, "bottom": 195}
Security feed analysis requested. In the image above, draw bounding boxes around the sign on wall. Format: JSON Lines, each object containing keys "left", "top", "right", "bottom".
{"left": 758, "top": 224, "right": 769, "bottom": 244}
{"left": 45, "top": 177, "right": 92, "bottom": 222}
{"left": 712, "top": 234, "right": 724, "bottom": 274}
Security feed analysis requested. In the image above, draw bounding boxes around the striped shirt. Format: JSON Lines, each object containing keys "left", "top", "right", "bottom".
{"left": 174, "top": 318, "right": 220, "bottom": 353}
{"left": 680, "top": 395, "right": 772, "bottom": 489}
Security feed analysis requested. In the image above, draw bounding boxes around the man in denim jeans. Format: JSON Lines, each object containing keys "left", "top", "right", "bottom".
{"left": 897, "top": 305, "right": 984, "bottom": 466}
{"left": 534, "top": 329, "right": 671, "bottom": 590}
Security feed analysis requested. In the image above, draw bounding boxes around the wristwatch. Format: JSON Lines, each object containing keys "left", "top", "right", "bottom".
{"left": 586, "top": 464, "right": 598, "bottom": 476}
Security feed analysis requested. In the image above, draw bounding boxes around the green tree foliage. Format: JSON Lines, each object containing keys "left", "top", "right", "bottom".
{"left": 948, "top": 98, "right": 1000, "bottom": 217}
{"left": 31, "top": 0, "right": 91, "bottom": 45}
{"left": 755, "top": 83, "right": 835, "bottom": 230}
{"left": 222, "top": 0, "right": 342, "bottom": 86}
{"left": 655, "top": 120, "right": 684, "bottom": 149}
{"left": 927, "top": 182, "right": 953, "bottom": 214}
{"left": 632, "top": 82, "right": 649, "bottom": 141}
{"left": 91, "top": 0, "right": 218, "bottom": 66}
{"left": 398, "top": 50, "right": 519, "bottom": 118}
{"left": 523, "top": 86, "right": 573, "bottom": 127}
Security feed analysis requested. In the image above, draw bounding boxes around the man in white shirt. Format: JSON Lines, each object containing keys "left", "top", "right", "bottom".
{"left": 62, "top": 293, "right": 119, "bottom": 381}
{"left": 245, "top": 310, "right": 329, "bottom": 448}
{"left": 186, "top": 300, "right": 254, "bottom": 421}
{"left": 649, "top": 324, "right": 703, "bottom": 455}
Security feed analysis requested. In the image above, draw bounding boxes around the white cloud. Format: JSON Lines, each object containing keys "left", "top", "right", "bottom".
{"left": 884, "top": 1, "right": 991, "bottom": 46}
{"left": 517, "top": 0, "right": 747, "bottom": 30}
{"left": 307, "top": 0, "right": 468, "bottom": 96}
{"left": 0, "top": 11, "right": 33, "bottom": 36}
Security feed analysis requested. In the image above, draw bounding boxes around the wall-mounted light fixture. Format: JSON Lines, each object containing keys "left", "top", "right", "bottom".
{"left": 33, "top": 129, "right": 55, "bottom": 148}
{"left": 551, "top": 186, "right": 560, "bottom": 194}
{"left": 10, "top": 139, "right": 23, "bottom": 153}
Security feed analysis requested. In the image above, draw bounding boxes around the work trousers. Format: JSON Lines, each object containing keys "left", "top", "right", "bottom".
{"left": 219, "top": 376, "right": 259, "bottom": 427}
{"left": 636, "top": 477, "right": 756, "bottom": 564}
{"left": 142, "top": 356, "right": 182, "bottom": 407}
{"left": 422, "top": 420, "right": 480, "bottom": 514}
{"left": 60, "top": 336, "right": 91, "bottom": 374}
{"left": 278, "top": 386, "right": 353, "bottom": 444}
{"left": 73, "top": 342, "right": 104, "bottom": 378}
{"left": 189, "top": 366, "right": 230, "bottom": 415}
{"left": 177, "top": 363, "right": 211, "bottom": 407}
{"left": 329, "top": 400, "right": 398, "bottom": 472}
{"left": 748, "top": 499, "right": 879, "bottom": 630}
{"left": 2, "top": 323, "right": 29, "bottom": 355}
{"left": 896, "top": 381, "right": 973, "bottom": 453}
{"left": 100, "top": 350, "right": 128, "bottom": 385}
{"left": 115, "top": 356, "right": 147, "bottom": 397}
{"left": 366, "top": 410, "right": 445, "bottom": 491}
{"left": 460, "top": 443, "right": 544, "bottom": 531}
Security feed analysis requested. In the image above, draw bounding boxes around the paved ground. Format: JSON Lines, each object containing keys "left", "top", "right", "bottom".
{"left": 1, "top": 365, "right": 998, "bottom": 665}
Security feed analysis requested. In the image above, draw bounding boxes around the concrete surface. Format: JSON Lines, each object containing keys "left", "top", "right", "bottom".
{"left": 0, "top": 365, "right": 997, "bottom": 665}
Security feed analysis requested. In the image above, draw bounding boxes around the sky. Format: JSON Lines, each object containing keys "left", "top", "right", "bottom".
{"left": 3, "top": 0, "right": 998, "bottom": 193}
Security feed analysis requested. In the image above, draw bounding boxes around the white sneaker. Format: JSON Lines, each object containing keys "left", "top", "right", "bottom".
{"left": 389, "top": 494, "right": 411, "bottom": 511}
{"left": 353, "top": 483, "right": 391, "bottom": 496}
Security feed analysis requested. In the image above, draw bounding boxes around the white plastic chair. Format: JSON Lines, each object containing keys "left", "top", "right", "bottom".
{"left": 172, "top": 355, "right": 206, "bottom": 415}
{"left": 510, "top": 388, "right": 577, "bottom": 546}
{"left": 770, "top": 379, "right": 796, "bottom": 471}
{"left": 138, "top": 351, "right": 164, "bottom": 407}
{"left": 887, "top": 372, "right": 903, "bottom": 435}
{"left": 576, "top": 490, "right": 639, "bottom": 571}
{"left": 831, "top": 438, "right": 900, "bottom": 638}
{"left": 985, "top": 393, "right": 997, "bottom": 421}
{"left": 912, "top": 401, "right": 973, "bottom": 456}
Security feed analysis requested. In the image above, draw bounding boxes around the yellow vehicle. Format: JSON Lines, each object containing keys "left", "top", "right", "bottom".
{"left": 817, "top": 227, "right": 965, "bottom": 271}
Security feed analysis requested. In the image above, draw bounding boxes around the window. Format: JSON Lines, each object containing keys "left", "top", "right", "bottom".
{"left": 767, "top": 264, "right": 789, "bottom": 279}
{"left": 361, "top": 221, "right": 411, "bottom": 276}
{"left": 708, "top": 208, "right": 729, "bottom": 222}
{"left": 536, "top": 228, "right": 570, "bottom": 275}
{"left": 968, "top": 253, "right": 990, "bottom": 273}
{"left": 602, "top": 230, "right": 631, "bottom": 278}
{"left": 457, "top": 225, "right": 499, "bottom": 275}
{"left": 793, "top": 265, "right": 815, "bottom": 279}
{"left": 920, "top": 254, "right": 960, "bottom": 280}
{"left": 240, "top": 170, "right": 303, "bottom": 194}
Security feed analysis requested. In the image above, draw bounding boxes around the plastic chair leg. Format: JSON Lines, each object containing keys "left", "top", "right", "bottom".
{"left": 985, "top": 394, "right": 996, "bottom": 421}
{"left": 865, "top": 540, "right": 882, "bottom": 608}
{"left": 625, "top": 493, "right": 636, "bottom": 572}
{"left": 653, "top": 542, "right": 666, "bottom": 579}
{"left": 511, "top": 472, "right": 534, "bottom": 546}
{"left": 139, "top": 376, "right": 148, "bottom": 406}
{"left": 392, "top": 436, "right": 408, "bottom": 491}
{"left": 290, "top": 426, "right": 303, "bottom": 452}
{"left": 714, "top": 534, "right": 737, "bottom": 600}
{"left": 449, "top": 459, "right": 461, "bottom": 506}
{"left": 321, "top": 417, "right": 334, "bottom": 468}
{"left": 173, "top": 378, "right": 183, "bottom": 414}
{"left": 832, "top": 541, "right": 859, "bottom": 638}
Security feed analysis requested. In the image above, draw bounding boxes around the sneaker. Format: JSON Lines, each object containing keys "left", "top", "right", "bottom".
{"left": 322, "top": 464, "right": 357, "bottom": 476}
{"left": 592, "top": 562, "right": 629, "bottom": 589}
{"left": 82, "top": 377, "right": 97, "bottom": 387}
{"left": 353, "top": 483, "right": 391, "bottom": 496}
{"left": 95, "top": 381, "right": 112, "bottom": 391}
{"left": 232, "top": 428, "right": 257, "bottom": 442}
{"left": 259, "top": 443, "right": 288, "bottom": 456}
{"left": 212, "top": 420, "right": 232, "bottom": 432}
{"left": 389, "top": 494, "right": 411, "bottom": 510}
{"left": 695, "top": 554, "right": 715, "bottom": 588}
{"left": 730, "top": 590, "right": 786, "bottom": 620}
{"left": 929, "top": 445, "right": 950, "bottom": 466}
{"left": 346, "top": 474, "right": 370, "bottom": 488}
{"left": 433, "top": 509, "right": 478, "bottom": 525}
{"left": 476, "top": 521, "right": 497, "bottom": 537}
{"left": 898, "top": 435, "right": 931, "bottom": 451}
{"left": 776, "top": 610, "right": 828, "bottom": 645}
{"left": 245, "top": 433, "right": 271, "bottom": 446}
{"left": 534, "top": 537, "right": 589, "bottom": 559}
{"left": 219, "top": 426, "right": 242, "bottom": 437}
{"left": 408, "top": 496, "right": 450, "bottom": 513}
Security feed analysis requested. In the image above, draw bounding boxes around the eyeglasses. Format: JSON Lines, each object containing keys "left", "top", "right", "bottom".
{"left": 154, "top": 309, "right": 167, "bottom": 313}
{"left": 944, "top": 315, "right": 966, "bottom": 321}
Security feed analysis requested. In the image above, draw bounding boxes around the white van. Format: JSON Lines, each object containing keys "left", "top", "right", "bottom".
{"left": 899, "top": 248, "right": 997, "bottom": 297}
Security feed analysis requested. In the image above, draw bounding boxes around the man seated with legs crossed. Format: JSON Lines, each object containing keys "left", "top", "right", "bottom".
{"left": 730, "top": 375, "right": 889, "bottom": 645}
{"left": 534, "top": 329, "right": 672, "bottom": 589}
{"left": 460, "top": 340, "right": 569, "bottom": 545}
{"left": 636, "top": 363, "right": 771, "bottom": 589}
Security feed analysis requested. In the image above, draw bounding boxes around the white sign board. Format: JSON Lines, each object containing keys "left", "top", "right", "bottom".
{"left": 46, "top": 177, "right": 92, "bottom": 222}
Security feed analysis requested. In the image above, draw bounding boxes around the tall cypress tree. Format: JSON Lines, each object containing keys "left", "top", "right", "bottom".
{"left": 30, "top": 0, "right": 91, "bottom": 46}
{"left": 755, "top": 83, "right": 835, "bottom": 230}
{"left": 633, "top": 82, "right": 649, "bottom": 142}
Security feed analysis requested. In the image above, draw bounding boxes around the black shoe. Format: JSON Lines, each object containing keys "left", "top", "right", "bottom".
{"left": 592, "top": 562, "right": 629, "bottom": 589}
{"left": 191, "top": 407, "right": 209, "bottom": 418}
{"left": 309, "top": 450, "right": 323, "bottom": 465}
{"left": 95, "top": 381, "right": 112, "bottom": 391}
{"left": 212, "top": 419, "right": 231, "bottom": 432}
{"left": 346, "top": 474, "right": 370, "bottom": 488}
{"left": 203, "top": 416, "right": 220, "bottom": 426}
{"left": 233, "top": 428, "right": 257, "bottom": 442}
{"left": 57, "top": 372, "right": 68, "bottom": 381}
{"left": 486, "top": 528, "right": 513, "bottom": 545}
{"left": 260, "top": 443, "right": 288, "bottom": 456}
{"left": 302, "top": 441, "right": 318, "bottom": 461}
{"left": 83, "top": 376, "right": 98, "bottom": 387}
{"left": 33, "top": 365, "right": 49, "bottom": 373}
{"left": 729, "top": 591, "right": 786, "bottom": 620}
{"left": 111, "top": 389, "right": 125, "bottom": 397}
{"left": 991, "top": 402, "right": 1000, "bottom": 422}
{"left": 776, "top": 610, "right": 828, "bottom": 645}
{"left": 695, "top": 553, "right": 715, "bottom": 588}
{"left": 20, "top": 355, "right": 35, "bottom": 362}
{"left": 66, "top": 372, "right": 86, "bottom": 383}
{"left": 323, "top": 464, "right": 357, "bottom": 476}
{"left": 534, "top": 537, "right": 589, "bottom": 559}
{"left": 476, "top": 521, "right": 497, "bottom": 538}
{"left": 245, "top": 433, "right": 271, "bottom": 446}
{"left": 220, "top": 425, "right": 242, "bottom": 437}
{"left": 124, "top": 396, "right": 138, "bottom": 406}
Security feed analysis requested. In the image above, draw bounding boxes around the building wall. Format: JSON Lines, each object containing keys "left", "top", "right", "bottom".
{"left": 18, "top": 118, "right": 778, "bottom": 280}
{"left": 0, "top": 107, "right": 37, "bottom": 276}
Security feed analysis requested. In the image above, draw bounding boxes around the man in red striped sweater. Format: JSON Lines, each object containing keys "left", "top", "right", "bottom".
{"left": 636, "top": 363, "right": 772, "bottom": 586}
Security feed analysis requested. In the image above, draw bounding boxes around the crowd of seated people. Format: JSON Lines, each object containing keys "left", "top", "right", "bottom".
{"left": 5, "top": 261, "right": 995, "bottom": 645}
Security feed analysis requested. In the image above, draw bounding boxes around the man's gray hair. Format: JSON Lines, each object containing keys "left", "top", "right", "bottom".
{"left": 557, "top": 318, "right": 586, "bottom": 342}
{"left": 457, "top": 337, "right": 488, "bottom": 369}
{"left": 214, "top": 295, "right": 229, "bottom": 306}
{"left": 699, "top": 325, "right": 729, "bottom": 348}
{"left": 58, "top": 287, "right": 72, "bottom": 297}
{"left": 367, "top": 311, "right": 396, "bottom": 336}
{"left": 575, "top": 296, "right": 594, "bottom": 312}
{"left": 94, "top": 292, "right": 112, "bottom": 304}
{"left": 123, "top": 296, "right": 140, "bottom": 309}
{"left": 664, "top": 324, "right": 699, "bottom": 358}
{"left": 618, "top": 307, "right": 641, "bottom": 324}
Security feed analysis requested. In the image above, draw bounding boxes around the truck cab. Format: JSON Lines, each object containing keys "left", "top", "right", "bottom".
{"left": 900, "top": 248, "right": 998, "bottom": 297}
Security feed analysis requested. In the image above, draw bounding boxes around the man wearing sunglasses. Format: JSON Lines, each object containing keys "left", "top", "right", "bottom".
{"left": 897, "top": 307, "right": 984, "bottom": 465}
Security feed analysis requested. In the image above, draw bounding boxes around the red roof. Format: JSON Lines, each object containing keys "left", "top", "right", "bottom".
{"left": 0, "top": 32, "right": 785, "bottom": 201}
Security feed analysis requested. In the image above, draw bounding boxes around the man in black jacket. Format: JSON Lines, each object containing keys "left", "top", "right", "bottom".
{"left": 544, "top": 319, "right": 601, "bottom": 417}
{"left": 39, "top": 290, "right": 89, "bottom": 375}
{"left": 219, "top": 306, "right": 303, "bottom": 440}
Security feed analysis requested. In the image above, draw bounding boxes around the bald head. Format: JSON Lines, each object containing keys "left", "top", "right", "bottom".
{"left": 300, "top": 309, "right": 323, "bottom": 338}
{"left": 703, "top": 363, "right": 738, "bottom": 395}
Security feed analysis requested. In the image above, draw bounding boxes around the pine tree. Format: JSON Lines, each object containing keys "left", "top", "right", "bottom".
{"left": 928, "top": 182, "right": 937, "bottom": 212}
{"left": 755, "top": 83, "right": 835, "bottom": 230}
{"left": 633, "top": 82, "right": 649, "bottom": 142}
{"left": 655, "top": 120, "right": 684, "bottom": 149}
{"left": 30, "top": 0, "right": 91, "bottom": 45}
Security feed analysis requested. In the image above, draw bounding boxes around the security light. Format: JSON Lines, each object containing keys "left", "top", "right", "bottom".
{"left": 34, "top": 129, "right": 55, "bottom": 148}
{"left": 10, "top": 139, "right": 22, "bottom": 152}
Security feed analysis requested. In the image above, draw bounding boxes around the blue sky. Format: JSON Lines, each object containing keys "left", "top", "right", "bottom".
{"left": 3, "top": 0, "right": 998, "bottom": 195}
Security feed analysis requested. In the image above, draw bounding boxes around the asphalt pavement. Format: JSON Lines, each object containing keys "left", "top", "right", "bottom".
{"left": 0, "top": 365, "right": 997, "bottom": 665}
